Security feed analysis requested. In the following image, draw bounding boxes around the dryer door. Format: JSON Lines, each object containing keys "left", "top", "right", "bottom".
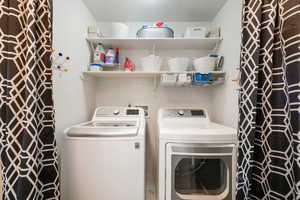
{"left": 166, "top": 143, "right": 234, "bottom": 200}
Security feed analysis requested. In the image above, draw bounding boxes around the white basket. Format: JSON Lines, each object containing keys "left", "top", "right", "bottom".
{"left": 168, "top": 57, "right": 189, "bottom": 72}
{"left": 141, "top": 55, "right": 162, "bottom": 72}
{"left": 193, "top": 57, "right": 216, "bottom": 73}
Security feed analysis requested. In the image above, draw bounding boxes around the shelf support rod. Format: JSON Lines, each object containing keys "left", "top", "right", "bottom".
{"left": 211, "top": 39, "right": 222, "bottom": 54}
{"left": 152, "top": 43, "right": 156, "bottom": 55}
{"left": 153, "top": 75, "right": 159, "bottom": 91}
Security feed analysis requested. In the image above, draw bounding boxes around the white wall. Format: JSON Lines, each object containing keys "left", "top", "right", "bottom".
{"left": 52, "top": 0, "right": 96, "bottom": 141}
{"left": 52, "top": 0, "right": 96, "bottom": 199}
{"left": 210, "top": 0, "right": 243, "bottom": 128}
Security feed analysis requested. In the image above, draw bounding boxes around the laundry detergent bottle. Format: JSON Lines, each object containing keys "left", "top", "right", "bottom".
{"left": 105, "top": 48, "right": 116, "bottom": 64}
{"left": 93, "top": 43, "right": 105, "bottom": 65}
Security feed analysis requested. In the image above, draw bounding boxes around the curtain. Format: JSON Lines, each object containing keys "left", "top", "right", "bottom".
{"left": 237, "top": 0, "right": 300, "bottom": 199}
{"left": 0, "top": 0, "right": 60, "bottom": 199}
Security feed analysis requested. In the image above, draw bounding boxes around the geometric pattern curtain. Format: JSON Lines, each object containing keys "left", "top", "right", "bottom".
{"left": 0, "top": 0, "right": 60, "bottom": 199}
{"left": 237, "top": 0, "right": 300, "bottom": 199}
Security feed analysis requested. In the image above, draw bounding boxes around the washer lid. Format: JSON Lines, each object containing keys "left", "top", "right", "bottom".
{"left": 66, "top": 121, "right": 139, "bottom": 138}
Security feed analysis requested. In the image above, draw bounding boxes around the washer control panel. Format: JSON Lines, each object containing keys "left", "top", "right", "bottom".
{"left": 162, "top": 109, "right": 207, "bottom": 118}
{"left": 94, "top": 107, "right": 142, "bottom": 118}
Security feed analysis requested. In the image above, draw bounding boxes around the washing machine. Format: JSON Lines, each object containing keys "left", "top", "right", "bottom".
{"left": 63, "top": 107, "right": 145, "bottom": 200}
{"left": 158, "top": 107, "right": 237, "bottom": 200}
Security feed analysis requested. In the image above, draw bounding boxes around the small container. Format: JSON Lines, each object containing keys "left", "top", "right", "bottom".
{"left": 89, "top": 63, "right": 103, "bottom": 71}
{"left": 160, "top": 73, "right": 178, "bottom": 86}
{"left": 177, "top": 73, "right": 192, "bottom": 86}
{"left": 193, "top": 73, "right": 212, "bottom": 82}
{"left": 184, "top": 26, "right": 207, "bottom": 38}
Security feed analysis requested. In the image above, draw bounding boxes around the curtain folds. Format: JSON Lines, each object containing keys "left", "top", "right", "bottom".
{"left": 237, "top": 0, "right": 300, "bottom": 199}
{"left": 0, "top": 0, "right": 60, "bottom": 199}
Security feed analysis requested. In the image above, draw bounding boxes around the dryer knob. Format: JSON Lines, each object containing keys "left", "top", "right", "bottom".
{"left": 113, "top": 110, "right": 120, "bottom": 115}
{"left": 178, "top": 110, "right": 185, "bottom": 116}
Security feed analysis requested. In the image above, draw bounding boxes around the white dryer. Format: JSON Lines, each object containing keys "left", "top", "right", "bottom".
{"left": 63, "top": 107, "right": 145, "bottom": 200}
{"left": 158, "top": 108, "right": 237, "bottom": 200}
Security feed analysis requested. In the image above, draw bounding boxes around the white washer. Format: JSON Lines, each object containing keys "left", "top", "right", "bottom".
{"left": 63, "top": 107, "right": 145, "bottom": 200}
{"left": 158, "top": 108, "right": 237, "bottom": 200}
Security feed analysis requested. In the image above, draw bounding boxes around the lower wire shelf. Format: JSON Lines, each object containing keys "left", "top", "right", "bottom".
{"left": 82, "top": 71, "right": 226, "bottom": 87}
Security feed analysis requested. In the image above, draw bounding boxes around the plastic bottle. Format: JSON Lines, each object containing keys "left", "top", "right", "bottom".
{"left": 114, "top": 48, "right": 120, "bottom": 64}
{"left": 93, "top": 43, "right": 105, "bottom": 65}
{"left": 124, "top": 57, "right": 135, "bottom": 72}
{"left": 105, "top": 48, "right": 116, "bottom": 64}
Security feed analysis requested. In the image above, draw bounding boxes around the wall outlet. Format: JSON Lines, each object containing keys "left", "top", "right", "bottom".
{"left": 134, "top": 105, "right": 149, "bottom": 117}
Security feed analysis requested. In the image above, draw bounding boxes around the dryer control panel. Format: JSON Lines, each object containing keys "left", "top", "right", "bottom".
{"left": 161, "top": 108, "right": 207, "bottom": 118}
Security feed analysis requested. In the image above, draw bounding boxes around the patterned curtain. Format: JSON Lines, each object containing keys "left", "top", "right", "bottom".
{"left": 237, "top": 0, "right": 300, "bottom": 199}
{"left": 0, "top": 0, "right": 60, "bottom": 199}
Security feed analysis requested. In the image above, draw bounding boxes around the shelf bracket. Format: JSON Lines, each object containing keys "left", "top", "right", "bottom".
{"left": 87, "top": 39, "right": 97, "bottom": 63}
{"left": 80, "top": 73, "right": 86, "bottom": 81}
{"left": 211, "top": 39, "right": 222, "bottom": 54}
{"left": 153, "top": 75, "right": 159, "bottom": 91}
{"left": 152, "top": 43, "right": 156, "bottom": 55}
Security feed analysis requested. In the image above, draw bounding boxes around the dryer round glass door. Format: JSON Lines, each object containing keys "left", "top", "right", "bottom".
{"left": 174, "top": 158, "right": 227, "bottom": 195}
{"left": 166, "top": 144, "right": 234, "bottom": 200}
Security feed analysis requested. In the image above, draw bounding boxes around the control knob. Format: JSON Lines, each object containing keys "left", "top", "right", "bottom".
{"left": 113, "top": 110, "right": 120, "bottom": 115}
{"left": 177, "top": 110, "right": 185, "bottom": 116}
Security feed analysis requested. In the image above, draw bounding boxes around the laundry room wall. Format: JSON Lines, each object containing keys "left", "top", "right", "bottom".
{"left": 52, "top": 0, "right": 97, "bottom": 142}
{"left": 210, "top": 0, "right": 243, "bottom": 128}
{"left": 52, "top": 1, "right": 97, "bottom": 199}
{"left": 52, "top": 1, "right": 242, "bottom": 199}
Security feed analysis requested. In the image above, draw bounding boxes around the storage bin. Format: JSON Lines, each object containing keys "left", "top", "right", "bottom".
{"left": 168, "top": 57, "right": 189, "bottom": 72}
{"left": 193, "top": 57, "right": 216, "bottom": 73}
{"left": 141, "top": 55, "right": 162, "bottom": 72}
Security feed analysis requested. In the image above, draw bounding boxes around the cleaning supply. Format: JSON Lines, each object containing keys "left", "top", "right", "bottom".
{"left": 105, "top": 48, "right": 116, "bottom": 64}
{"left": 93, "top": 43, "right": 105, "bottom": 65}
{"left": 114, "top": 48, "right": 120, "bottom": 64}
{"left": 124, "top": 57, "right": 135, "bottom": 71}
